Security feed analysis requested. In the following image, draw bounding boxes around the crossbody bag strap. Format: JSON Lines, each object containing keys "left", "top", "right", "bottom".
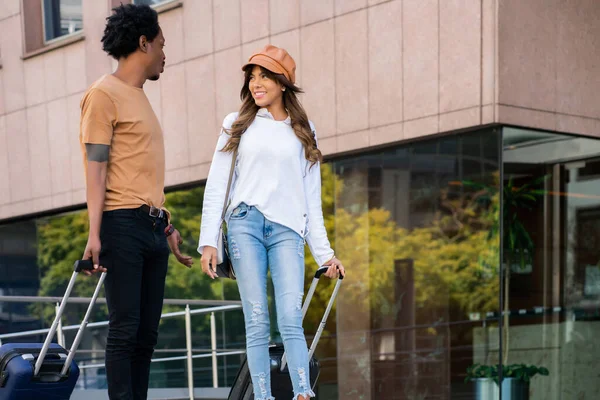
{"left": 220, "top": 149, "right": 238, "bottom": 221}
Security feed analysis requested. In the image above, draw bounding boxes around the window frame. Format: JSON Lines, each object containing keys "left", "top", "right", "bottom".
{"left": 132, "top": 0, "right": 177, "bottom": 7}
{"left": 40, "top": 0, "right": 84, "bottom": 45}
{"left": 131, "top": 0, "right": 183, "bottom": 13}
{"left": 21, "top": 0, "right": 85, "bottom": 60}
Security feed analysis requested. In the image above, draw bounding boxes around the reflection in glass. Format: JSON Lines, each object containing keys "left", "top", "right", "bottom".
{"left": 500, "top": 128, "right": 600, "bottom": 399}
{"left": 321, "top": 129, "right": 501, "bottom": 399}
{"left": 0, "top": 221, "right": 40, "bottom": 335}
{"left": 133, "top": 0, "right": 175, "bottom": 6}
{"left": 0, "top": 186, "right": 246, "bottom": 390}
{"left": 43, "top": 0, "right": 83, "bottom": 42}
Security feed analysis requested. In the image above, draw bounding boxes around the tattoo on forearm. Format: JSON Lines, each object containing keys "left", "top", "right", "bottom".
{"left": 85, "top": 144, "right": 110, "bottom": 162}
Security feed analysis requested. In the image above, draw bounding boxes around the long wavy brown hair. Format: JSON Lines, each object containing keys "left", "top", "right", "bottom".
{"left": 221, "top": 65, "right": 322, "bottom": 166}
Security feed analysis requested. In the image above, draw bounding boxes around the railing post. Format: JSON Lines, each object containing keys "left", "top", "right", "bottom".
{"left": 56, "top": 303, "right": 65, "bottom": 348}
{"left": 185, "top": 304, "right": 194, "bottom": 400}
{"left": 211, "top": 312, "right": 218, "bottom": 388}
{"left": 82, "top": 361, "right": 87, "bottom": 389}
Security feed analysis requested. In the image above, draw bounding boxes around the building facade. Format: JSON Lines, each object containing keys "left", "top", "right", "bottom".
{"left": 1, "top": 0, "right": 600, "bottom": 399}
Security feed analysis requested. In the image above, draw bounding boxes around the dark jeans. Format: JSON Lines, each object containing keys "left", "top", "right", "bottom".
{"left": 99, "top": 207, "right": 170, "bottom": 400}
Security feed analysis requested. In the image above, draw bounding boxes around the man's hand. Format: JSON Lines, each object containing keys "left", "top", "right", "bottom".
{"left": 200, "top": 246, "right": 218, "bottom": 280}
{"left": 168, "top": 229, "right": 194, "bottom": 268}
{"left": 82, "top": 236, "right": 107, "bottom": 276}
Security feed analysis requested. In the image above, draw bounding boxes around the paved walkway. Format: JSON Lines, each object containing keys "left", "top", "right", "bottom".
{"left": 71, "top": 387, "right": 230, "bottom": 400}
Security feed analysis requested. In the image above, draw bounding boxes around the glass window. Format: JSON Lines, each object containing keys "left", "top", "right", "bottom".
{"left": 309, "top": 129, "right": 501, "bottom": 399}
{"left": 0, "top": 185, "right": 246, "bottom": 389}
{"left": 42, "top": 0, "right": 83, "bottom": 42}
{"left": 501, "top": 127, "right": 600, "bottom": 399}
{"left": 0, "top": 221, "right": 40, "bottom": 336}
{"left": 133, "top": 0, "right": 176, "bottom": 6}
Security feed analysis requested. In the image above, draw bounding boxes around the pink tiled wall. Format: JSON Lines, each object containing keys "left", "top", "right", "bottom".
{"left": 496, "top": 0, "right": 600, "bottom": 136}
{"left": 0, "top": 0, "right": 599, "bottom": 222}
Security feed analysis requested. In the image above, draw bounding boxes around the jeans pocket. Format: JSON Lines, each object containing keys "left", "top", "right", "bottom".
{"left": 230, "top": 204, "right": 249, "bottom": 220}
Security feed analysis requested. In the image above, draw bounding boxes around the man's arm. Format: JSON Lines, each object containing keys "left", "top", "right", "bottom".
{"left": 82, "top": 144, "right": 110, "bottom": 275}
{"left": 79, "top": 88, "right": 116, "bottom": 275}
{"left": 86, "top": 144, "right": 109, "bottom": 237}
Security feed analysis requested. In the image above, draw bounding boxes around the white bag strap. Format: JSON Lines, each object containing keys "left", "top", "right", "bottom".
{"left": 221, "top": 149, "right": 238, "bottom": 222}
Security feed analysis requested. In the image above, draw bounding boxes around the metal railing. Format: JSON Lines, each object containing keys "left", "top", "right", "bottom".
{"left": 0, "top": 296, "right": 245, "bottom": 400}
{"left": 0, "top": 295, "right": 240, "bottom": 306}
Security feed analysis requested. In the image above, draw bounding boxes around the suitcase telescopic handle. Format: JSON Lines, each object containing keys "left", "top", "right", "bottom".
{"left": 314, "top": 265, "right": 345, "bottom": 280}
{"left": 34, "top": 259, "right": 105, "bottom": 377}
{"left": 281, "top": 265, "right": 344, "bottom": 371}
{"left": 73, "top": 259, "right": 95, "bottom": 273}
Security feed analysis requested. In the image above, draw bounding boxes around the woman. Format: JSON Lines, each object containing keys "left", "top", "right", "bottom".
{"left": 197, "top": 44, "right": 345, "bottom": 400}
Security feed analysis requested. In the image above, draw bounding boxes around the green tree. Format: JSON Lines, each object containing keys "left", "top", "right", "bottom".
{"left": 330, "top": 179, "right": 500, "bottom": 398}
{"left": 34, "top": 210, "right": 107, "bottom": 325}
{"left": 160, "top": 186, "right": 244, "bottom": 350}
{"left": 301, "top": 164, "right": 343, "bottom": 332}
{"left": 323, "top": 180, "right": 500, "bottom": 323}
{"left": 34, "top": 163, "right": 500, "bottom": 390}
{"left": 33, "top": 187, "right": 241, "bottom": 334}
{"left": 34, "top": 187, "right": 245, "bottom": 387}
{"left": 293, "top": 164, "right": 501, "bottom": 373}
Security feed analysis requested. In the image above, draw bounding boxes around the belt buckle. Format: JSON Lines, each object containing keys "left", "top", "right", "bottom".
{"left": 148, "top": 206, "right": 161, "bottom": 218}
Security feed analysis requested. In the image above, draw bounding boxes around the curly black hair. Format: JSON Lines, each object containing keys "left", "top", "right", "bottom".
{"left": 101, "top": 3, "right": 160, "bottom": 59}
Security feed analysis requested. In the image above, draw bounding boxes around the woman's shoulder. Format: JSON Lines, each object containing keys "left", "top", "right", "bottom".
{"left": 222, "top": 112, "right": 240, "bottom": 130}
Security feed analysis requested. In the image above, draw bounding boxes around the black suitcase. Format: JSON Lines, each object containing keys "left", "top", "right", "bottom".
{"left": 0, "top": 260, "right": 105, "bottom": 400}
{"left": 228, "top": 266, "right": 343, "bottom": 399}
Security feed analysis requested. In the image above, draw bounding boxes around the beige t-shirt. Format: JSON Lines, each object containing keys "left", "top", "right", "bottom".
{"left": 80, "top": 74, "right": 167, "bottom": 215}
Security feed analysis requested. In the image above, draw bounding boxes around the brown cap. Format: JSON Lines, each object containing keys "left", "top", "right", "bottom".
{"left": 242, "top": 44, "right": 297, "bottom": 84}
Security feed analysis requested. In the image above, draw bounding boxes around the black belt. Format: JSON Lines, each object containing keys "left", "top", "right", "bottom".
{"left": 140, "top": 205, "right": 168, "bottom": 222}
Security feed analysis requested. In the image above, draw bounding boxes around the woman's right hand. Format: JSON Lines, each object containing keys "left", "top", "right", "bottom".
{"left": 201, "top": 246, "right": 218, "bottom": 279}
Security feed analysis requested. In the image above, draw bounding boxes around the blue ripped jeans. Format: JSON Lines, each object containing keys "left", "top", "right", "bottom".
{"left": 227, "top": 203, "right": 314, "bottom": 400}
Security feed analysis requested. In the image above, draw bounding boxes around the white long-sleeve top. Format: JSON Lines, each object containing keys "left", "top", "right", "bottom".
{"left": 197, "top": 109, "right": 335, "bottom": 266}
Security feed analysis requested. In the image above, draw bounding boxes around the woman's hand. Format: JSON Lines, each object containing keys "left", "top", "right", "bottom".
{"left": 201, "top": 246, "right": 218, "bottom": 279}
{"left": 322, "top": 256, "right": 345, "bottom": 279}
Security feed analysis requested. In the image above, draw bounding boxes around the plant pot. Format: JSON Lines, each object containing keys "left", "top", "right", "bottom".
{"left": 473, "top": 378, "right": 530, "bottom": 400}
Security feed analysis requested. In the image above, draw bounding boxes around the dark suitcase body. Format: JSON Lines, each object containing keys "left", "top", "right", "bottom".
{"left": 228, "top": 344, "right": 320, "bottom": 400}
{"left": 228, "top": 266, "right": 342, "bottom": 400}
{"left": 0, "top": 343, "right": 79, "bottom": 400}
{"left": 0, "top": 260, "right": 104, "bottom": 400}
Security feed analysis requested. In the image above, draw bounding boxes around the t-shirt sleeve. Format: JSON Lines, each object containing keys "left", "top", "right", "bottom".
{"left": 80, "top": 88, "right": 117, "bottom": 145}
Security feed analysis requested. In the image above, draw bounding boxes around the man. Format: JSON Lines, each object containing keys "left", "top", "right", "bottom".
{"left": 79, "top": 4, "right": 193, "bottom": 399}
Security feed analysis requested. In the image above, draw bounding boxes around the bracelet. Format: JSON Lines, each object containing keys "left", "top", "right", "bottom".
{"left": 164, "top": 224, "right": 175, "bottom": 237}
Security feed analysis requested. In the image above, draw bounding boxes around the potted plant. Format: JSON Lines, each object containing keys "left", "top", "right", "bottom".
{"left": 462, "top": 175, "right": 549, "bottom": 399}
{"left": 499, "top": 176, "right": 547, "bottom": 363}
{"left": 463, "top": 175, "right": 547, "bottom": 363}
{"left": 466, "top": 363, "right": 549, "bottom": 400}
